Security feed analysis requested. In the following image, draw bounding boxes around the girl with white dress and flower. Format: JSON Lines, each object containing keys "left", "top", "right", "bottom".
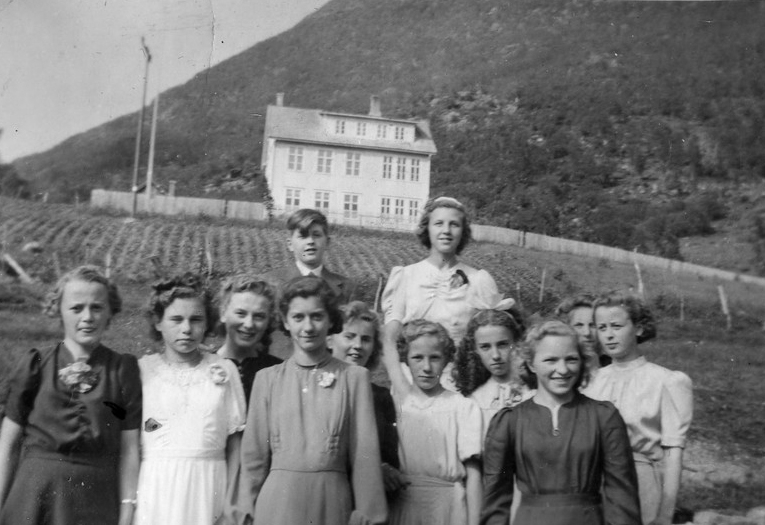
{"left": 235, "top": 276, "right": 387, "bottom": 525}
{"left": 135, "top": 273, "right": 246, "bottom": 525}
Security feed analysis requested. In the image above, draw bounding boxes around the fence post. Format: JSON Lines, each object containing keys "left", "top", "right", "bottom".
{"left": 633, "top": 249, "right": 645, "bottom": 299}
{"left": 717, "top": 285, "right": 732, "bottom": 331}
{"left": 539, "top": 268, "right": 546, "bottom": 305}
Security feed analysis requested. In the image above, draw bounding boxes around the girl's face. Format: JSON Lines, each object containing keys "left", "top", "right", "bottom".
{"left": 529, "top": 335, "right": 581, "bottom": 401}
{"left": 221, "top": 292, "right": 271, "bottom": 351}
{"left": 155, "top": 297, "right": 207, "bottom": 357}
{"left": 427, "top": 207, "right": 464, "bottom": 256}
{"left": 569, "top": 306, "right": 597, "bottom": 354}
{"left": 594, "top": 306, "right": 642, "bottom": 363}
{"left": 331, "top": 319, "right": 376, "bottom": 367}
{"left": 407, "top": 335, "right": 447, "bottom": 393}
{"left": 284, "top": 296, "right": 331, "bottom": 354}
{"left": 61, "top": 279, "right": 111, "bottom": 351}
{"left": 474, "top": 324, "right": 516, "bottom": 381}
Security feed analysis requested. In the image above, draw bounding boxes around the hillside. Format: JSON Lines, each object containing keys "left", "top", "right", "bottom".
{"left": 10, "top": 0, "right": 765, "bottom": 272}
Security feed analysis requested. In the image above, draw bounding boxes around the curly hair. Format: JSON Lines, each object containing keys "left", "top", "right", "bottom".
{"left": 336, "top": 301, "right": 382, "bottom": 370}
{"left": 396, "top": 319, "right": 456, "bottom": 364}
{"left": 518, "top": 319, "right": 592, "bottom": 391}
{"left": 593, "top": 290, "right": 657, "bottom": 344}
{"left": 43, "top": 265, "right": 122, "bottom": 318}
{"left": 215, "top": 274, "right": 279, "bottom": 348}
{"left": 146, "top": 272, "right": 216, "bottom": 342}
{"left": 554, "top": 293, "right": 596, "bottom": 322}
{"left": 415, "top": 196, "right": 472, "bottom": 255}
{"left": 453, "top": 308, "right": 526, "bottom": 396}
{"left": 278, "top": 276, "right": 343, "bottom": 336}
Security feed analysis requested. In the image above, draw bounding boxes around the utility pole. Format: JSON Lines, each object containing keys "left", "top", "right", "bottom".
{"left": 146, "top": 94, "right": 159, "bottom": 210}
{"left": 131, "top": 37, "right": 152, "bottom": 218}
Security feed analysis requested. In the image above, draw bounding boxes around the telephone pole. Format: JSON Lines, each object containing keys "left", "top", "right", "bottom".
{"left": 131, "top": 37, "right": 152, "bottom": 218}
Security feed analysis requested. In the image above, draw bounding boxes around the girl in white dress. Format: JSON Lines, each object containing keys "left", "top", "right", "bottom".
{"left": 382, "top": 196, "right": 503, "bottom": 391}
{"left": 584, "top": 291, "right": 692, "bottom": 525}
{"left": 135, "top": 273, "right": 246, "bottom": 525}
{"left": 382, "top": 319, "right": 482, "bottom": 525}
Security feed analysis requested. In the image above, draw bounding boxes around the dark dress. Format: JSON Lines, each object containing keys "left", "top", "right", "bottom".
{"left": 481, "top": 393, "right": 641, "bottom": 525}
{"left": 0, "top": 344, "right": 142, "bottom": 525}
{"left": 371, "top": 383, "right": 399, "bottom": 469}
{"left": 222, "top": 353, "right": 282, "bottom": 405}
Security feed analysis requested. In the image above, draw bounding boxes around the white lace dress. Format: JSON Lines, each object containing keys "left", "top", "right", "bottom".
{"left": 135, "top": 352, "right": 246, "bottom": 525}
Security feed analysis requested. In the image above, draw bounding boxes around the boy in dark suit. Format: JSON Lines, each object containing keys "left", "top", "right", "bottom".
{"left": 265, "top": 209, "right": 356, "bottom": 357}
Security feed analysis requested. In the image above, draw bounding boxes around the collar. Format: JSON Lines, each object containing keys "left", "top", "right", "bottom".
{"left": 610, "top": 355, "right": 648, "bottom": 371}
{"left": 295, "top": 260, "right": 324, "bottom": 277}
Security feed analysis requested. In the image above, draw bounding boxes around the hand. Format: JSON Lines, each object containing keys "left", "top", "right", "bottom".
{"left": 382, "top": 463, "right": 409, "bottom": 493}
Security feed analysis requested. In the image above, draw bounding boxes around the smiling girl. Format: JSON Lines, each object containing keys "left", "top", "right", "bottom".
{"left": 135, "top": 273, "right": 246, "bottom": 525}
{"left": 235, "top": 277, "right": 386, "bottom": 525}
{"left": 481, "top": 320, "right": 641, "bottom": 525}
{"left": 382, "top": 197, "right": 503, "bottom": 390}
{"left": 216, "top": 275, "right": 282, "bottom": 405}
{"left": 585, "top": 291, "right": 693, "bottom": 525}
{"left": 0, "top": 265, "right": 141, "bottom": 525}
{"left": 382, "top": 319, "right": 483, "bottom": 525}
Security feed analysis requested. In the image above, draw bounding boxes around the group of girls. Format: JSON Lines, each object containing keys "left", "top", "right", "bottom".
{"left": 0, "top": 196, "right": 693, "bottom": 525}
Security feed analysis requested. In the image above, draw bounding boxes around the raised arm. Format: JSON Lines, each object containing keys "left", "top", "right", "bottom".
{"left": 0, "top": 419, "right": 23, "bottom": 508}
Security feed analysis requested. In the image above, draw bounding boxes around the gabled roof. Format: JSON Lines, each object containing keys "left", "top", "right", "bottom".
{"left": 263, "top": 105, "right": 437, "bottom": 155}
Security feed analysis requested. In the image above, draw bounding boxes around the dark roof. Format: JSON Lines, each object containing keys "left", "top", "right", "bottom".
{"left": 263, "top": 104, "right": 437, "bottom": 155}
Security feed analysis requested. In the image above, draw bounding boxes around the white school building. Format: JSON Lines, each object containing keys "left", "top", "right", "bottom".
{"left": 261, "top": 94, "right": 437, "bottom": 230}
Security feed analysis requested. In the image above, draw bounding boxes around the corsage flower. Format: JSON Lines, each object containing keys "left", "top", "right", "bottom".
{"left": 208, "top": 363, "right": 229, "bottom": 385}
{"left": 58, "top": 360, "right": 99, "bottom": 393}
{"left": 317, "top": 371, "right": 336, "bottom": 388}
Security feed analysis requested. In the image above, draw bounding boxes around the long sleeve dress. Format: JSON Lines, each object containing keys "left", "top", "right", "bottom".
{"left": 583, "top": 357, "right": 693, "bottom": 523}
{"left": 236, "top": 356, "right": 387, "bottom": 525}
{"left": 481, "top": 393, "right": 641, "bottom": 525}
{"left": 135, "top": 352, "right": 246, "bottom": 525}
{"left": 389, "top": 389, "right": 482, "bottom": 525}
{"left": 0, "top": 344, "right": 142, "bottom": 525}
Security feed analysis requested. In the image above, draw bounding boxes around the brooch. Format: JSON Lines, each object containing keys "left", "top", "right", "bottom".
{"left": 58, "top": 360, "right": 99, "bottom": 393}
{"left": 208, "top": 363, "right": 229, "bottom": 385}
{"left": 317, "top": 371, "right": 336, "bottom": 388}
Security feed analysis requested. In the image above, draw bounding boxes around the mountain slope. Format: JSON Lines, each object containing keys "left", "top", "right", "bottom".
{"left": 12, "top": 0, "right": 765, "bottom": 271}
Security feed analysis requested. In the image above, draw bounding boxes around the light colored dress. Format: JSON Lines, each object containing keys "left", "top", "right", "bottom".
{"left": 236, "top": 356, "right": 387, "bottom": 525}
{"left": 135, "top": 352, "right": 246, "bottom": 525}
{"left": 583, "top": 356, "right": 693, "bottom": 524}
{"left": 383, "top": 260, "right": 502, "bottom": 391}
{"left": 470, "top": 378, "right": 535, "bottom": 440}
{"left": 390, "top": 389, "right": 482, "bottom": 525}
{"left": 382, "top": 260, "right": 502, "bottom": 346}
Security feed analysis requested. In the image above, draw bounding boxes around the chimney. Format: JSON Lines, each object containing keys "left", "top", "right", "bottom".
{"left": 369, "top": 95, "right": 381, "bottom": 117}
{"left": 276, "top": 93, "right": 284, "bottom": 106}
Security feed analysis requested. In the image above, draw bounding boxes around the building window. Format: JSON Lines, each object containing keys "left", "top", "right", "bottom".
{"left": 343, "top": 194, "right": 359, "bottom": 219}
{"left": 317, "top": 149, "right": 333, "bottom": 174}
{"left": 395, "top": 126, "right": 405, "bottom": 140}
{"left": 410, "top": 158, "right": 420, "bottom": 182}
{"left": 382, "top": 156, "right": 392, "bottom": 179}
{"left": 285, "top": 188, "right": 301, "bottom": 211}
{"left": 357, "top": 122, "right": 366, "bottom": 136}
{"left": 394, "top": 198, "right": 405, "bottom": 216}
{"left": 409, "top": 200, "right": 419, "bottom": 221}
{"left": 315, "top": 191, "right": 330, "bottom": 212}
{"left": 381, "top": 197, "right": 391, "bottom": 217}
{"left": 288, "top": 146, "right": 303, "bottom": 171}
{"left": 396, "top": 157, "right": 406, "bottom": 180}
{"left": 335, "top": 120, "right": 346, "bottom": 134}
{"left": 346, "top": 152, "right": 361, "bottom": 176}
{"left": 377, "top": 124, "right": 387, "bottom": 139}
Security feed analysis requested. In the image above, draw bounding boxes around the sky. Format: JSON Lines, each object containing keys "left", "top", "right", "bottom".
{"left": 0, "top": 0, "right": 330, "bottom": 162}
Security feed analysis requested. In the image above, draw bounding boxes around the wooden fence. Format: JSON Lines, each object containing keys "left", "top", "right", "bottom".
{"left": 90, "top": 190, "right": 265, "bottom": 221}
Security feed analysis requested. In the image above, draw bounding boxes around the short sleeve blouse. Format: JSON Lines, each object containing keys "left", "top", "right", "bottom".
{"left": 5, "top": 344, "right": 142, "bottom": 458}
{"left": 583, "top": 356, "right": 693, "bottom": 461}
{"left": 394, "top": 389, "right": 482, "bottom": 482}
{"left": 382, "top": 260, "right": 501, "bottom": 344}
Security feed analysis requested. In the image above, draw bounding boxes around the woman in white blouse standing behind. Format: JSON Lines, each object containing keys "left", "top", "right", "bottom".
{"left": 381, "top": 196, "right": 505, "bottom": 390}
{"left": 584, "top": 290, "right": 693, "bottom": 525}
